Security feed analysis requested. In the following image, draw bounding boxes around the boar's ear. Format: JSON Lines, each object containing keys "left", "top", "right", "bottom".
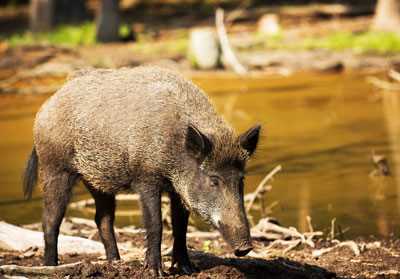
{"left": 186, "top": 124, "right": 212, "bottom": 160}
{"left": 239, "top": 124, "right": 261, "bottom": 156}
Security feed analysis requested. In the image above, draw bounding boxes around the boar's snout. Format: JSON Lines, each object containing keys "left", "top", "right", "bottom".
{"left": 218, "top": 220, "right": 253, "bottom": 257}
{"left": 234, "top": 242, "right": 253, "bottom": 257}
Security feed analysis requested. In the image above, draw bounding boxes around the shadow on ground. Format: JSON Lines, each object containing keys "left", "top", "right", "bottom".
{"left": 50, "top": 250, "right": 336, "bottom": 279}
{"left": 188, "top": 250, "right": 336, "bottom": 279}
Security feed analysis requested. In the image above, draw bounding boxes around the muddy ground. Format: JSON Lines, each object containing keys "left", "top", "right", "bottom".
{"left": 1, "top": 226, "right": 399, "bottom": 279}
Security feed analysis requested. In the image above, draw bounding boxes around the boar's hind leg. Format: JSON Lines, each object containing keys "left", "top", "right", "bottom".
{"left": 138, "top": 182, "right": 163, "bottom": 277}
{"left": 169, "top": 191, "right": 196, "bottom": 274}
{"left": 42, "top": 168, "right": 78, "bottom": 266}
{"left": 85, "top": 184, "right": 120, "bottom": 261}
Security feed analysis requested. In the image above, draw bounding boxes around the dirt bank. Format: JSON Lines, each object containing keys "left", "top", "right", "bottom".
{"left": 1, "top": 42, "right": 399, "bottom": 96}
{"left": 1, "top": 226, "right": 399, "bottom": 279}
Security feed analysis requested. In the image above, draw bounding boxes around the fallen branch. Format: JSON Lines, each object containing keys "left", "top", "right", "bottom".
{"left": 0, "top": 221, "right": 104, "bottom": 254}
{"left": 283, "top": 240, "right": 302, "bottom": 254}
{"left": 186, "top": 230, "right": 284, "bottom": 241}
{"left": 264, "top": 239, "right": 302, "bottom": 254}
{"left": 253, "top": 218, "right": 322, "bottom": 250}
{"left": 215, "top": 8, "right": 248, "bottom": 75}
{"left": 366, "top": 76, "right": 400, "bottom": 91}
{"left": 246, "top": 165, "right": 282, "bottom": 213}
{"left": 116, "top": 226, "right": 145, "bottom": 236}
{"left": 67, "top": 217, "right": 97, "bottom": 228}
{"left": 0, "top": 261, "right": 83, "bottom": 276}
{"left": 389, "top": 69, "right": 400, "bottom": 82}
{"left": 312, "top": 240, "right": 360, "bottom": 258}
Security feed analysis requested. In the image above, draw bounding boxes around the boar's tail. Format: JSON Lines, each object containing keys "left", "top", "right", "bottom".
{"left": 23, "top": 146, "right": 38, "bottom": 200}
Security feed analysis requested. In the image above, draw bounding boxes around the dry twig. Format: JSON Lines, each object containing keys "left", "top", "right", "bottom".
{"left": 306, "top": 216, "right": 314, "bottom": 233}
{"left": 253, "top": 218, "right": 322, "bottom": 252}
{"left": 330, "top": 218, "right": 336, "bottom": 240}
{"left": 312, "top": 241, "right": 360, "bottom": 258}
{"left": 245, "top": 165, "right": 282, "bottom": 213}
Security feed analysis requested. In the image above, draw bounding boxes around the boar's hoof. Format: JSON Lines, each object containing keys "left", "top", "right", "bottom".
{"left": 234, "top": 245, "right": 253, "bottom": 257}
{"left": 177, "top": 262, "right": 197, "bottom": 275}
{"left": 146, "top": 267, "right": 164, "bottom": 278}
{"left": 144, "top": 262, "right": 164, "bottom": 278}
{"left": 171, "top": 257, "right": 197, "bottom": 275}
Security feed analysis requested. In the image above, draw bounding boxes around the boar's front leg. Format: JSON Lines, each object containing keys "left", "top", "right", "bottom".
{"left": 169, "top": 191, "right": 196, "bottom": 274}
{"left": 138, "top": 181, "right": 163, "bottom": 277}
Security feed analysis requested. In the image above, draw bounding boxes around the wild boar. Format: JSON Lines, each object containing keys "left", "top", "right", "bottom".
{"left": 23, "top": 66, "right": 261, "bottom": 276}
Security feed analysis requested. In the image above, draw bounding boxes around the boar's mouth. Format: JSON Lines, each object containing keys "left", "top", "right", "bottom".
{"left": 234, "top": 244, "right": 253, "bottom": 257}
{"left": 189, "top": 206, "right": 253, "bottom": 256}
{"left": 217, "top": 222, "right": 253, "bottom": 257}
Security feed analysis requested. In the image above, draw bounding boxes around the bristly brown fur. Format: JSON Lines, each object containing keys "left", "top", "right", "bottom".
{"left": 33, "top": 66, "right": 245, "bottom": 195}
{"left": 29, "top": 65, "right": 258, "bottom": 274}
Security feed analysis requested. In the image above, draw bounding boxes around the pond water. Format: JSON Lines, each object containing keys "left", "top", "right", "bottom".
{"left": 0, "top": 72, "right": 399, "bottom": 238}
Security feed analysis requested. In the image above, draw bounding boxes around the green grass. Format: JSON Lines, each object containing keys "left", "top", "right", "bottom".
{"left": 300, "top": 31, "right": 400, "bottom": 53}
{"left": 265, "top": 31, "right": 400, "bottom": 54}
{"left": 3, "top": 22, "right": 189, "bottom": 57}
{"left": 132, "top": 31, "right": 189, "bottom": 56}
{"left": 4, "top": 22, "right": 96, "bottom": 47}
{"left": 4, "top": 22, "right": 400, "bottom": 55}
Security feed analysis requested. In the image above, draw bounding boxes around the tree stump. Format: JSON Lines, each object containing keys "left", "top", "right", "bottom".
{"left": 30, "top": 0, "right": 54, "bottom": 32}
{"left": 189, "top": 28, "right": 220, "bottom": 70}
{"left": 372, "top": 0, "right": 400, "bottom": 33}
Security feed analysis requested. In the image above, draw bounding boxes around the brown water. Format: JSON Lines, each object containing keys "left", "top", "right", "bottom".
{"left": 1, "top": 72, "right": 399, "bottom": 238}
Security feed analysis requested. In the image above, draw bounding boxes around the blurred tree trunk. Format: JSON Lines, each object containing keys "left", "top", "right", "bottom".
{"left": 54, "top": 0, "right": 87, "bottom": 25}
{"left": 372, "top": 0, "right": 400, "bottom": 33}
{"left": 30, "top": 0, "right": 54, "bottom": 32}
{"left": 96, "top": 0, "right": 120, "bottom": 43}
{"left": 30, "top": 0, "right": 87, "bottom": 32}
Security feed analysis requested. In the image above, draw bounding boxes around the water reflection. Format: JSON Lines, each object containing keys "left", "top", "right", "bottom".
{"left": 0, "top": 73, "right": 399, "bottom": 237}
{"left": 382, "top": 89, "right": 400, "bottom": 236}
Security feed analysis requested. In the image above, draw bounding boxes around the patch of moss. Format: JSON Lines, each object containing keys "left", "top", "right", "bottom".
{"left": 4, "top": 22, "right": 96, "bottom": 47}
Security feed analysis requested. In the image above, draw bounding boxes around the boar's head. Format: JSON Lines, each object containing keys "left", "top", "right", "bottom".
{"left": 181, "top": 124, "right": 261, "bottom": 257}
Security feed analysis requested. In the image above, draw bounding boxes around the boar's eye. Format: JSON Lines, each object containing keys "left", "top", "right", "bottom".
{"left": 209, "top": 176, "right": 221, "bottom": 187}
